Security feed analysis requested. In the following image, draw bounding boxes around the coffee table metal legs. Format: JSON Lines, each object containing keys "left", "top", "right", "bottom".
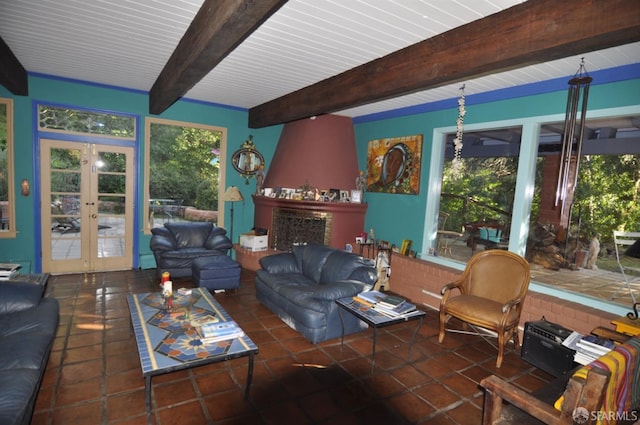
{"left": 245, "top": 352, "right": 254, "bottom": 400}
{"left": 338, "top": 305, "right": 424, "bottom": 372}
{"left": 145, "top": 376, "right": 152, "bottom": 425}
{"left": 408, "top": 317, "right": 423, "bottom": 360}
{"left": 144, "top": 353, "right": 255, "bottom": 423}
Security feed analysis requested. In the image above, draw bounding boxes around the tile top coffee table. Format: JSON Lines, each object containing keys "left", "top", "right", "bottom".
{"left": 336, "top": 297, "right": 425, "bottom": 370}
{"left": 127, "top": 287, "right": 258, "bottom": 421}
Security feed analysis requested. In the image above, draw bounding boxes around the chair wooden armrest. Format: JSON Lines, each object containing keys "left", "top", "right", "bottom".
{"left": 480, "top": 367, "right": 610, "bottom": 425}
{"left": 501, "top": 298, "right": 522, "bottom": 313}
{"left": 440, "top": 281, "right": 461, "bottom": 295}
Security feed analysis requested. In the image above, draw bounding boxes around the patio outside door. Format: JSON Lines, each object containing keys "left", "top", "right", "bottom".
{"left": 41, "top": 139, "right": 134, "bottom": 274}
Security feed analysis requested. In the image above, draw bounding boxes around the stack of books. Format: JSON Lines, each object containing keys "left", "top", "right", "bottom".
{"left": 573, "top": 334, "right": 615, "bottom": 365}
{"left": 353, "top": 290, "right": 385, "bottom": 307}
{"left": 0, "top": 263, "right": 21, "bottom": 280}
{"left": 195, "top": 320, "right": 244, "bottom": 344}
{"left": 353, "top": 291, "right": 418, "bottom": 318}
{"left": 373, "top": 295, "right": 417, "bottom": 318}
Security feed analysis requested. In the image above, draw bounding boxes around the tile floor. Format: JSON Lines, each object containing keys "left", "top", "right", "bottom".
{"left": 32, "top": 268, "right": 556, "bottom": 425}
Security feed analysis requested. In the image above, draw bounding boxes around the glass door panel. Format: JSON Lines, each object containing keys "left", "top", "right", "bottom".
{"left": 41, "top": 140, "right": 133, "bottom": 273}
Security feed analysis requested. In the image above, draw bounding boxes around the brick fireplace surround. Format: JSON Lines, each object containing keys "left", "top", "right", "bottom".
{"left": 235, "top": 246, "right": 620, "bottom": 339}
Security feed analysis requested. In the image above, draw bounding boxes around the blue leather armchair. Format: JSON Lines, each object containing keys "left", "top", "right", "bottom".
{"left": 255, "top": 243, "right": 378, "bottom": 343}
{"left": 150, "top": 222, "right": 233, "bottom": 278}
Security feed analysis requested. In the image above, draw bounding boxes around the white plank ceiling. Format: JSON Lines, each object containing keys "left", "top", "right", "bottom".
{"left": 1, "top": 0, "right": 638, "bottom": 119}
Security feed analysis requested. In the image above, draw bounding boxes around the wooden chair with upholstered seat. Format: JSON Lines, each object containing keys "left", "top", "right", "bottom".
{"left": 439, "top": 249, "right": 531, "bottom": 367}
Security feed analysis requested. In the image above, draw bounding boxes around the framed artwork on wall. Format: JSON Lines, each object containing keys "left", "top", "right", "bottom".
{"left": 366, "top": 134, "right": 423, "bottom": 194}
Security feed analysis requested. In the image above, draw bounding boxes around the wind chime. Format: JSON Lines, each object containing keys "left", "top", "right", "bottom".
{"left": 554, "top": 58, "right": 592, "bottom": 226}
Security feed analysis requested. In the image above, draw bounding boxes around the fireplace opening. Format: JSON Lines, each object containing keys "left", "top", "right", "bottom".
{"left": 271, "top": 208, "right": 333, "bottom": 251}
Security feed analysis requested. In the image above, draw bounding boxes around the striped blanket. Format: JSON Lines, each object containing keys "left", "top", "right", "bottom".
{"left": 555, "top": 337, "right": 640, "bottom": 425}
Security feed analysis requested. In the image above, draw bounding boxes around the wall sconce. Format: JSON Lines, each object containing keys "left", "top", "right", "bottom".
{"left": 20, "top": 179, "right": 30, "bottom": 196}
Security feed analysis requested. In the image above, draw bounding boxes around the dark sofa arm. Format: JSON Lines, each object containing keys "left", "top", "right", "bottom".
{"left": 150, "top": 227, "right": 177, "bottom": 252}
{"left": 0, "top": 283, "right": 45, "bottom": 314}
{"left": 259, "top": 252, "right": 300, "bottom": 274}
{"left": 311, "top": 281, "right": 365, "bottom": 301}
{"left": 347, "top": 267, "right": 378, "bottom": 286}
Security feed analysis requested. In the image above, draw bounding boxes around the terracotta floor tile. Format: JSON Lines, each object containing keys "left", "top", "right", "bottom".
{"left": 203, "top": 388, "right": 257, "bottom": 422}
{"left": 55, "top": 378, "right": 102, "bottom": 406}
{"left": 153, "top": 378, "right": 198, "bottom": 406}
{"left": 363, "top": 372, "right": 407, "bottom": 398}
{"left": 59, "top": 358, "right": 103, "bottom": 384}
{"left": 259, "top": 399, "right": 312, "bottom": 425}
{"left": 106, "top": 389, "right": 147, "bottom": 422}
{"left": 156, "top": 400, "right": 208, "bottom": 425}
{"left": 36, "top": 269, "right": 555, "bottom": 424}
{"left": 63, "top": 344, "right": 103, "bottom": 364}
{"left": 298, "top": 390, "right": 343, "bottom": 422}
{"left": 445, "top": 400, "right": 483, "bottom": 425}
{"left": 195, "top": 369, "right": 238, "bottom": 395}
{"left": 440, "top": 372, "right": 483, "bottom": 398}
{"left": 106, "top": 368, "right": 146, "bottom": 394}
{"left": 388, "top": 390, "right": 436, "bottom": 423}
{"left": 51, "top": 399, "right": 102, "bottom": 424}
{"left": 414, "top": 381, "right": 460, "bottom": 409}
{"left": 390, "top": 364, "right": 431, "bottom": 389}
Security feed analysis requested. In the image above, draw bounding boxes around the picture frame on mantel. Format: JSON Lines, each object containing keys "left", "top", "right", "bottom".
{"left": 350, "top": 190, "right": 362, "bottom": 203}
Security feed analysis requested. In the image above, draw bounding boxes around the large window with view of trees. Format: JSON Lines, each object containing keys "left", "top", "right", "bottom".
{"left": 429, "top": 110, "right": 640, "bottom": 307}
{"left": 144, "top": 118, "right": 226, "bottom": 232}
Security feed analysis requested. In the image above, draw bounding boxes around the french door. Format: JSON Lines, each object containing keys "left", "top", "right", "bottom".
{"left": 41, "top": 139, "right": 134, "bottom": 274}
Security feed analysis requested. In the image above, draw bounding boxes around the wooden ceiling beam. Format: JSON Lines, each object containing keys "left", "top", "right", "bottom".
{"left": 150, "top": 0, "right": 288, "bottom": 115}
{"left": 249, "top": 0, "right": 640, "bottom": 128}
{"left": 0, "top": 36, "right": 28, "bottom": 96}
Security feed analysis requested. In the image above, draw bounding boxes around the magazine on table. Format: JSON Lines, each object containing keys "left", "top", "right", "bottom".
{"left": 354, "top": 290, "right": 385, "bottom": 305}
{"left": 376, "top": 294, "right": 406, "bottom": 309}
{"left": 196, "top": 320, "right": 244, "bottom": 343}
{"left": 189, "top": 314, "right": 219, "bottom": 327}
{"left": 0, "top": 263, "right": 21, "bottom": 280}
{"left": 373, "top": 301, "right": 417, "bottom": 318}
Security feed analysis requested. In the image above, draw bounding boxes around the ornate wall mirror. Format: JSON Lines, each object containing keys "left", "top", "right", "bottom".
{"left": 231, "top": 135, "right": 264, "bottom": 184}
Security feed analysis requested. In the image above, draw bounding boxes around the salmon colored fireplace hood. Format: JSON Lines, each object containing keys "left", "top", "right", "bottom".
{"left": 262, "top": 114, "right": 360, "bottom": 191}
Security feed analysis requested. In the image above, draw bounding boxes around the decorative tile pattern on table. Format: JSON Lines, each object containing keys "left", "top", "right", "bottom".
{"left": 127, "top": 288, "right": 257, "bottom": 376}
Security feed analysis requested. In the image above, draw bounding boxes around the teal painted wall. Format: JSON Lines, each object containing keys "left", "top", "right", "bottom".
{"left": 1, "top": 73, "right": 638, "bottom": 272}
{"left": 0, "top": 75, "right": 282, "bottom": 271}
{"left": 354, "top": 78, "right": 640, "bottom": 254}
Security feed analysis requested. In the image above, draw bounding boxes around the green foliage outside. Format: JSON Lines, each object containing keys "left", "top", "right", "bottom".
{"left": 440, "top": 157, "right": 518, "bottom": 233}
{"left": 149, "top": 123, "right": 221, "bottom": 211}
{"left": 573, "top": 154, "right": 640, "bottom": 244}
{"left": 441, "top": 154, "right": 640, "bottom": 249}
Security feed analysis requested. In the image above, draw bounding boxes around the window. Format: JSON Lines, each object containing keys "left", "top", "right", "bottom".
{"left": 39, "top": 104, "right": 135, "bottom": 139}
{"left": 0, "top": 99, "right": 15, "bottom": 237}
{"left": 144, "top": 118, "right": 226, "bottom": 233}
{"left": 437, "top": 126, "right": 522, "bottom": 262}
{"left": 427, "top": 108, "right": 640, "bottom": 309}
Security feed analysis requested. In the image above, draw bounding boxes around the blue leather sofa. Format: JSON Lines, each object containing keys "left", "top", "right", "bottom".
{"left": 0, "top": 281, "right": 59, "bottom": 425}
{"left": 150, "top": 222, "right": 233, "bottom": 278}
{"left": 255, "top": 243, "right": 378, "bottom": 343}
